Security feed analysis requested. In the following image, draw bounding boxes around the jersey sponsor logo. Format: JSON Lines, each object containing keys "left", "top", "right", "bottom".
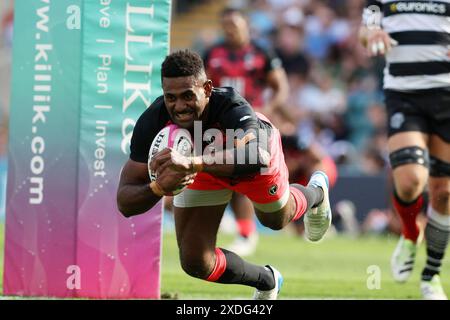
{"left": 389, "top": 2, "right": 447, "bottom": 15}
{"left": 390, "top": 112, "right": 405, "bottom": 129}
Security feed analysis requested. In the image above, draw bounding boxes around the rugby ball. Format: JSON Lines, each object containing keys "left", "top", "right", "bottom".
{"left": 148, "top": 124, "right": 194, "bottom": 195}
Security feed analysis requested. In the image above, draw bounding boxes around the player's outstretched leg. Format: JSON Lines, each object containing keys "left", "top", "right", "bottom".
{"left": 303, "top": 171, "right": 332, "bottom": 242}
{"left": 202, "top": 248, "right": 282, "bottom": 300}
{"left": 253, "top": 265, "right": 283, "bottom": 300}
{"left": 174, "top": 202, "right": 281, "bottom": 299}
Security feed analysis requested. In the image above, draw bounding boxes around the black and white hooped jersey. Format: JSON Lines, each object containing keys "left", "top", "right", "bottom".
{"left": 364, "top": 0, "right": 450, "bottom": 91}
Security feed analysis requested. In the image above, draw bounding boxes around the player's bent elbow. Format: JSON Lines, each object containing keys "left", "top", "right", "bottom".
{"left": 117, "top": 204, "right": 149, "bottom": 218}
{"left": 116, "top": 193, "right": 140, "bottom": 218}
{"left": 116, "top": 192, "right": 157, "bottom": 218}
{"left": 116, "top": 201, "right": 134, "bottom": 218}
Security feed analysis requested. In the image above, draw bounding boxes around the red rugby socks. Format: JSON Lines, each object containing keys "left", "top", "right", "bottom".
{"left": 289, "top": 184, "right": 324, "bottom": 221}
{"left": 206, "top": 248, "right": 275, "bottom": 290}
{"left": 392, "top": 191, "right": 424, "bottom": 242}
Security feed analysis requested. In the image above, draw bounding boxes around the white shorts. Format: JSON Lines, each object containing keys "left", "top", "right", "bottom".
{"left": 173, "top": 187, "right": 290, "bottom": 213}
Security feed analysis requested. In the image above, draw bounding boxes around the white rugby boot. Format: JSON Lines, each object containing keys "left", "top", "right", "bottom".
{"left": 421, "top": 275, "right": 448, "bottom": 300}
{"left": 391, "top": 236, "right": 419, "bottom": 283}
{"left": 253, "top": 266, "right": 283, "bottom": 300}
{"left": 304, "top": 171, "right": 332, "bottom": 242}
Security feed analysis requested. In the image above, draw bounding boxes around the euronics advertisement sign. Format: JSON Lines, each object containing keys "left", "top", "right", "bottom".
{"left": 4, "top": 0, "right": 171, "bottom": 298}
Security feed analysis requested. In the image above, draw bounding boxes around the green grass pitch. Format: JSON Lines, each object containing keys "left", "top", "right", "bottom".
{"left": 1, "top": 223, "right": 449, "bottom": 299}
{"left": 161, "top": 231, "right": 450, "bottom": 300}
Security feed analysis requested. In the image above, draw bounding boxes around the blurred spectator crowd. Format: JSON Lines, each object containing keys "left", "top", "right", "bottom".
{"left": 0, "top": 0, "right": 396, "bottom": 233}
{"left": 193, "top": 0, "right": 389, "bottom": 177}
{"left": 0, "top": 0, "right": 388, "bottom": 174}
{"left": 188, "top": 0, "right": 396, "bottom": 236}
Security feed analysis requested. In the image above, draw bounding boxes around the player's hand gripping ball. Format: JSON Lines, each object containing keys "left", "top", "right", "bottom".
{"left": 148, "top": 124, "right": 194, "bottom": 195}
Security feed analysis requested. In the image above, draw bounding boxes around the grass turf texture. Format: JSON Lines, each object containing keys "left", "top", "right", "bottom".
{"left": 161, "top": 231, "right": 450, "bottom": 300}
{"left": 0, "top": 224, "right": 448, "bottom": 299}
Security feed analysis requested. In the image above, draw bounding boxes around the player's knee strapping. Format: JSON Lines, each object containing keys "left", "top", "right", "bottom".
{"left": 430, "top": 156, "right": 450, "bottom": 177}
{"left": 389, "top": 146, "right": 429, "bottom": 169}
{"left": 290, "top": 186, "right": 308, "bottom": 221}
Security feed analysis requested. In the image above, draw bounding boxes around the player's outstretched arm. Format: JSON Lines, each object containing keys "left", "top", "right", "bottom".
{"left": 117, "top": 159, "right": 162, "bottom": 217}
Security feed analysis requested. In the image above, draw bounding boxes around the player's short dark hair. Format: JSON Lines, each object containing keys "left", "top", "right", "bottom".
{"left": 161, "top": 49, "right": 205, "bottom": 79}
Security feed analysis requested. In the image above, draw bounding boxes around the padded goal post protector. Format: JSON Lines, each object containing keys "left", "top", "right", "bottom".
{"left": 3, "top": 0, "right": 171, "bottom": 298}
